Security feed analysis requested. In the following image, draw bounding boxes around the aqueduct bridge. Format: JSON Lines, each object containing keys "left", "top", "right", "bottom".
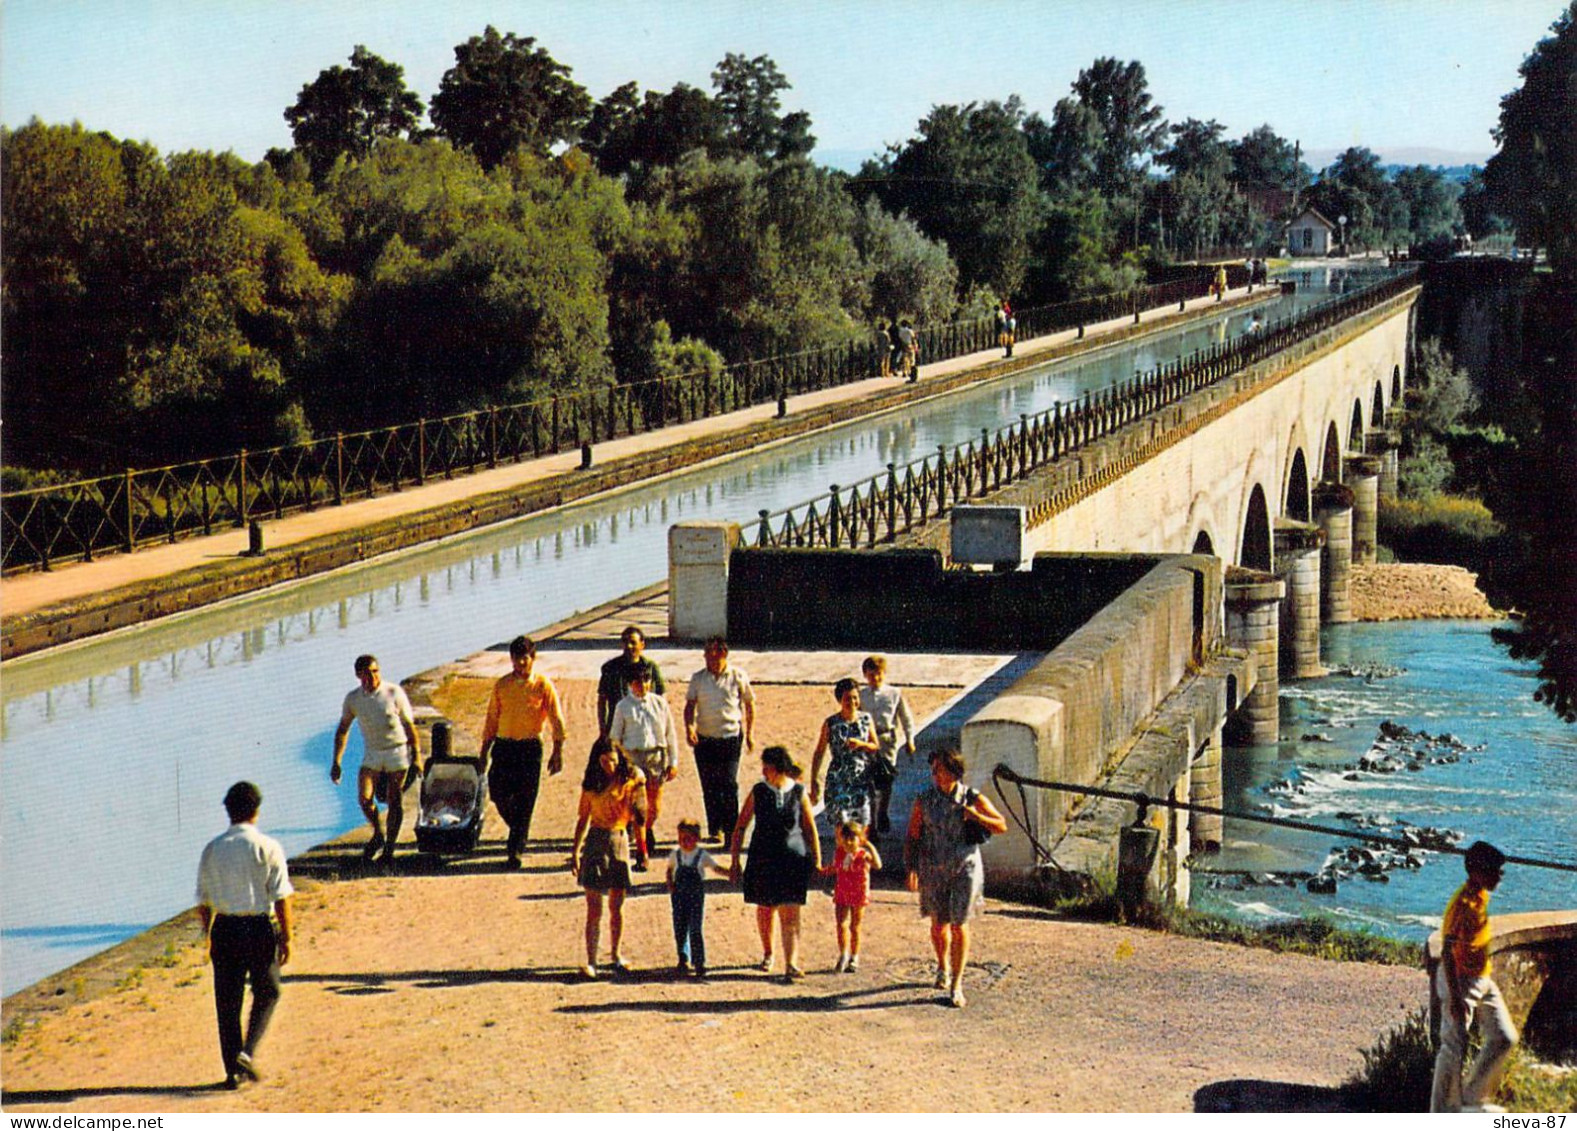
{"left": 681, "top": 270, "right": 1421, "bottom": 903}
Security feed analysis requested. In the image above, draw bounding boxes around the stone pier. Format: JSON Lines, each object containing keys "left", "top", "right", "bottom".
{"left": 1312, "top": 481, "right": 1355, "bottom": 625}
{"left": 1273, "top": 520, "right": 1325, "bottom": 679}
{"left": 1223, "top": 570, "right": 1283, "bottom": 745}
{"left": 1346, "top": 454, "right": 1383, "bottom": 566}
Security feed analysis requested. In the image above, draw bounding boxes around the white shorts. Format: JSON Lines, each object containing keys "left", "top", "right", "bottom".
{"left": 361, "top": 744, "right": 411, "bottom": 775}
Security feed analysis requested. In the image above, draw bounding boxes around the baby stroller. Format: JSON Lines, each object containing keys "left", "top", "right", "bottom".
{"left": 415, "top": 721, "right": 489, "bottom": 860}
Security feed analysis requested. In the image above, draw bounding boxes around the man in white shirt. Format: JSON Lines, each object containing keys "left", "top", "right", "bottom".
{"left": 860, "top": 655, "right": 918, "bottom": 835}
{"left": 610, "top": 661, "right": 678, "bottom": 864}
{"left": 196, "top": 781, "right": 293, "bottom": 1090}
{"left": 684, "top": 637, "right": 755, "bottom": 843}
{"left": 332, "top": 654, "right": 421, "bottom": 866}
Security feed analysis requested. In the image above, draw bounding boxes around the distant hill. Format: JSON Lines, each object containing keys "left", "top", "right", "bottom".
{"left": 1304, "top": 145, "right": 1493, "bottom": 170}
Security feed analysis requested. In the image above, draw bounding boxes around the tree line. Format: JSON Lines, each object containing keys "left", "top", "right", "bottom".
{"left": 3, "top": 28, "right": 1476, "bottom": 474}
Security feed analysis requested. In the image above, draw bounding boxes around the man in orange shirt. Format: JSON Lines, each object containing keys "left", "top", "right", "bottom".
{"left": 1430, "top": 841, "right": 1518, "bottom": 1113}
{"left": 479, "top": 636, "right": 568, "bottom": 869}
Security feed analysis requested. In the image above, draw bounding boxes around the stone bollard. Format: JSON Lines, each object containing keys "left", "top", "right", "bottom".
{"left": 246, "top": 519, "right": 265, "bottom": 557}
{"left": 1190, "top": 729, "right": 1224, "bottom": 853}
{"left": 1313, "top": 481, "right": 1356, "bottom": 625}
{"left": 668, "top": 520, "right": 740, "bottom": 641}
{"left": 580, "top": 440, "right": 593, "bottom": 470}
{"left": 1346, "top": 454, "right": 1383, "bottom": 565}
{"left": 1117, "top": 815, "right": 1161, "bottom": 920}
{"left": 1274, "top": 519, "right": 1326, "bottom": 679}
{"left": 1224, "top": 570, "right": 1284, "bottom": 745}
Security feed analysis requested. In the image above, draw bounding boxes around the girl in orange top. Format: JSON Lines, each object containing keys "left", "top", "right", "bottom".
{"left": 570, "top": 738, "right": 648, "bottom": 979}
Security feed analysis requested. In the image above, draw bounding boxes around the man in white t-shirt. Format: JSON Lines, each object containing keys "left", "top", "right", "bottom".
{"left": 684, "top": 637, "right": 755, "bottom": 843}
{"left": 332, "top": 654, "right": 421, "bottom": 866}
{"left": 610, "top": 661, "right": 678, "bottom": 864}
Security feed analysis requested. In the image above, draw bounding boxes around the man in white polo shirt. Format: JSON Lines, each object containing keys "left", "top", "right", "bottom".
{"left": 332, "top": 653, "right": 421, "bottom": 866}
{"left": 196, "top": 781, "right": 293, "bottom": 1089}
{"left": 684, "top": 637, "right": 755, "bottom": 843}
{"left": 609, "top": 661, "right": 678, "bottom": 866}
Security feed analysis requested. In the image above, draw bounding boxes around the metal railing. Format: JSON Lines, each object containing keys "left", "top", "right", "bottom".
{"left": 1, "top": 276, "right": 1232, "bottom": 574}
{"left": 744, "top": 270, "right": 1420, "bottom": 549}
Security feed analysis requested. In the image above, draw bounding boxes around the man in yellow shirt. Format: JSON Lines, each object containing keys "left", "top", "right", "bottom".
{"left": 479, "top": 636, "right": 567, "bottom": 869}
{"left": 1430, "top": 841, "right": 1517, "bottom": 1113}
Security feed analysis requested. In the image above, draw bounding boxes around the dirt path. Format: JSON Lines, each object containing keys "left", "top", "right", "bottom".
{"left": 1, "top": 676, "right": 1423, "bottom": 1113}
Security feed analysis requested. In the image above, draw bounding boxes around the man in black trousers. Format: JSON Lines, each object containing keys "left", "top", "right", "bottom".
{"left": 196, "top": 781, "right": 294, "bottom": 1089}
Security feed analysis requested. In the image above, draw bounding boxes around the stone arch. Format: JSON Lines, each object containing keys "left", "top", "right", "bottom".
{"left": 1322, "top": 422, "right": 1343, "bottom": 482}
{"left": 1241, "top": 484, "right": 1272, "bottom": 571}
{"left": 1192, "top": 530, "right": 1215, "bottom": 555}
{"left": 1184, "top": 491, "right": 1222, "bottom": 562}
{"left": 1349, "top": 400, "right": 1365, "bottom": 454}
{"left": 1285, "top": 448, "right": 1311, "bottom": 522}
{"left": 1372, "top": 381, "right": 1386, "bottom": 426}
{"left": 1392, "top": 363, "right": 1403, "bottom": 401}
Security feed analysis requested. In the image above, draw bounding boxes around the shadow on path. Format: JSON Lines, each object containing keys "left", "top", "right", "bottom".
{"left": 1194, "top": 1079, "right": 1363, "bottom": 1113}
{"left": 3, "top": 1081, "right": 228, "bottom": 1105}
{"left": 556, "top": 982, "right": 939, "bottom": 1015}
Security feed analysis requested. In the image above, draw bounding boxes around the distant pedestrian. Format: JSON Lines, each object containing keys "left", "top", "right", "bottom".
{"left": 609, "top": 660, "right": 678, "bottom": 860}
{"left": 1430, "top": 841, "right": 1518, "bottom": 1113}
{"left": 1005, "top": 312, "right": 1016, "bottom": 358}
{"left": 898, "top": 320, "right": 918, "bottom": 381}
{"left": 570, "top": 738, "right": 647, "bottom": 978}
{"left": 1213, "top": 264, "right": 1228, "bottom": 300}
{"left": 666, "top": 817, "right": 728, "bottom": 977}
{"left": 809, "top": 677, "right": 880, "bottom": 830}
{"left": 331, "top": 654, "right": 421, "bottom": 865}
{"left": 888, "top": 320, "right": 904, "bottom": 377}
{"left": 859, "top": 655, "right": 917, "bottom": 836}
{"left": 876, "top": 324, "right": 892, "bottom": 377}
{"left": 478, "top": 635, "right": 567, "bottom": 869}
{"left": 597, "top": 626, "right": 667, "bottom": 738}
{"left": 683, "top": 636, "right": 756, "bottom": 842}
{"left": 731, "top": 745, "right": 820, "bottom": 982}
{"left": 905, "top": 749, "right": 1007, "bottom": 1008}
{"left": 821, "top": 819, "right": 882, "bottom": 972}
{"left": 196, "top": 781, "right": 292, "bottom": 1089}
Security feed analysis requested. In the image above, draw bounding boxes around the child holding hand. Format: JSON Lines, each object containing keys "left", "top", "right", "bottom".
{"left": 822, "top": 820, "right": 882, "bottom": 972}
{"left": 667, "top": 817, "right": 729, "bottom": 977}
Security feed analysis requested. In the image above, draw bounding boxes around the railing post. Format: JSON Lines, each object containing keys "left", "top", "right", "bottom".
{"left": 885, "top": 463, "right": 898, "bottom": 541}
{"left": 488, "top": 406, "right": 499, "bottom": 468}
{"left": 334, "top": 435, "right": 345, "bottom": 505}
{"left": 1019, "top": 414, "right": 1030, "bottom": 477}
{"left": 757, "top": 509, "right": 772, "bottom": 548}
{"left": 980, "top": 428, "right": 990, "bottom": 491}
{"left": 238, "top": 450, "right": 249, "bottom": 528}
{"left": 123, "top": 469, "right": 136, "bottom": 553}
{"left": 201, "top": 466, "right": 212, "bottom": 535}
{"left": 417, "top": 421, "right": 427, "bottom": 485}
{"left": 828, "top": 485, "right": 842, "bottom": 548}
{"left": 551, "top": 396, "right": 561, "bottom": 454}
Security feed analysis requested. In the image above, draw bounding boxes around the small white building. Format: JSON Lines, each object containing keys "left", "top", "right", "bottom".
{"left": 1289, "top": 207, "right": 1338, "bottom": 257}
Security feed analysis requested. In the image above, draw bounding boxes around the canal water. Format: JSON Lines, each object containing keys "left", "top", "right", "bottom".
{"left": 0, "top": 274, "right": 1385, "bottom": 995}
{"left": 1199, "top": 619, "right": 1577, "bottom": 938}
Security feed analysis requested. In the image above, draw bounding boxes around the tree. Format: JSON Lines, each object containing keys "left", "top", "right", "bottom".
{"left": 1308, "top": 147, "right": 1406, "bottom": 249}
{"left": 1024, "top": 98, "right": 1102, "bottom": 195}
{"left": 1484, "top": 1, "right": 1577, "bottom": 277}
{"left": 583, "top": 82, "right": 728, "bottom": 181}
{"left": 283, "top": 45, "right": 424, "bottom": 179}
{"left": 429, "top": 27, "right": 591, "bottom": 169}
{"left": 1392, "top": 165, "right": 1461, "bottom": 245}
{"left": 1069, "top": 57, "right": 1168, "bottom": 208}
{"left": 1458, "top": 167, "right": 1512, "bottom": 241}
{"left": 872, "top": 98, "right": 1041, "bottom": 296}
{"left": 710, "top": 53, "right": 815, "bottom": 161}
{"left": 850, "top": 197, "right": 958, "bottom": 323}
{"left": 1158, "top": 118, "right": 1231, "bottom": 182}
{"left": 1229, "top": 124, "right": 1307, "bottom": 191}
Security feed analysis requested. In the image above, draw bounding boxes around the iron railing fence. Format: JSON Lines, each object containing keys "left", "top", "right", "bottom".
{"left": 744, "top": 270, "right": 1420, "bottom": 550}
{"left": 0, "top": 272, "right": 1253, "bottom": 574}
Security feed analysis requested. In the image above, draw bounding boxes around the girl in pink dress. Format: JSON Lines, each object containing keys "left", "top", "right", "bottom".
{"left": 822, "top": 820, "right": 883, "bottom": 972}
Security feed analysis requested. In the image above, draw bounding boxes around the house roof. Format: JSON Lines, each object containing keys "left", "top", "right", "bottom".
{"left": 1290, "top": 207, "right": 1338, "bottom": 231}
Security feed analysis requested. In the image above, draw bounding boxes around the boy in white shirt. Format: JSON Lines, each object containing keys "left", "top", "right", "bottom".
{"left": 610, "top": 661, "right": 678, "bottom": 862}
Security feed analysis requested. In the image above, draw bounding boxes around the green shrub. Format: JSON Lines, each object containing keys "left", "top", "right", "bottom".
{"left": 1348, "top": 1006, "right": 1434, "bottom": 1111}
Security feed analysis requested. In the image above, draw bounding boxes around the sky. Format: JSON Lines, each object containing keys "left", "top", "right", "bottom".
{"left": 1, "top": 0, "right": 1568, "bottom": 169}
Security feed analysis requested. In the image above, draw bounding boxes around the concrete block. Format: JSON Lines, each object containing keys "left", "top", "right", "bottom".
{"left": 668, "top": 521, "right": 739, "bottom": 641}
{"left": 950, "top": 505, "right": 1027, "bottom": 567}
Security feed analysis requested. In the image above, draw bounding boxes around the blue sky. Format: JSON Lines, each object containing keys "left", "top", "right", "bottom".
{"left": 1, "top": 0, "right": 1566, "bottom": 168}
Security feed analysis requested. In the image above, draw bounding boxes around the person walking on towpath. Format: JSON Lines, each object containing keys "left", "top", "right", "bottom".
{"left": 684, "top": 636, "right": 756, "bottom": 843}
{"left": 859, "top": 655, "right": 917, "bottom": 836}
{"left": 196, "top": 781, "right": 293, "bottom": 1090}
{"left": 609, "top": 660, "right": 679, "bottom": 860}
{"left": 1430, "top": 840, "right": 1518, "bottom": 1113}
{"left": 597, "top": 626, "right": 667, "bottom": 737}
{"left": 478, "top": 635, "right": 567, "bottom": 869}
{"left": 332, "top": 654, "right": 421, "bottom": 865}
{"left": 809, "top": 677, "right": 880, "bottom": 831}
{"left": 570, "top": 737, "right": 647, "bottom": 978}
{"left": 906, "top": 748, "right": 1007, "bottom": 1008}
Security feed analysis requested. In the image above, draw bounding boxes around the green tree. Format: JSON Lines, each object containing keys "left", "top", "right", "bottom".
{"left": 1070, "top": 56, "right": 1168, "bottom": 238}
{"left": 1458, "top": 167, "right": 1512, "bottom": 241}
{"left": 872, "top": 98, "right": 1041, "bottom": 297}
{"left": 429, "top": 27, "right": 591, "bottom": 170}
{"left": 1229, "top": 124, "right": 1305, "bottom": 189}
{"left": 850, "top": 197, "right": 958, "bottom": 324}
{"left": 1392, "top": 165, "right": 1461, "bottom": 245}
{"left": 583, "top": 82, "right": 728, "bottom": 181}
{"left": 710, "top": 53, "right": 815, "bottom": 161}
{"left": 1484, "top": 1, "right": 1577, "bottom": 276}
{"left": 283, "top": 45, "right": 424, "bottom": 179}
{"left": 1023, "top": 98, "right": 1101, "bottom": 195}
{"left": 1308, "top": 147, "right": 1406, "bottom": 249}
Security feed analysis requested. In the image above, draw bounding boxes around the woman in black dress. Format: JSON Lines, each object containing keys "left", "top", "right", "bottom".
{"left": 730, "top": 745, "right": 820, "bottom": 983}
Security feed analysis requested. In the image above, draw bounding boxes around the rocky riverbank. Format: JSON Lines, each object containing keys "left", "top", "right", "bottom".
{"left": 1350, "top": 563, "right": 1499, "bottom": 622}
